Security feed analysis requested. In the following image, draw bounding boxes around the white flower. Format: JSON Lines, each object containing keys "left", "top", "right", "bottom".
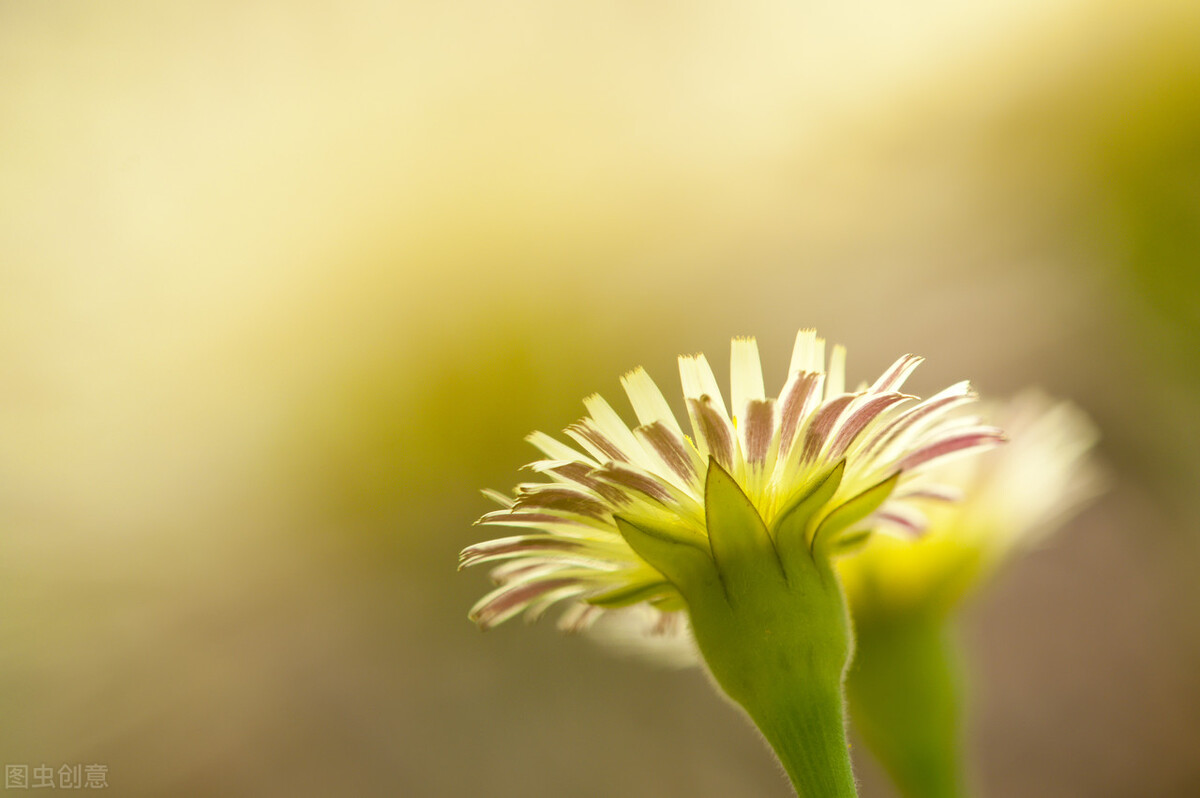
{"left": 460, "top": 329, "right": 1003, "bottom": 632}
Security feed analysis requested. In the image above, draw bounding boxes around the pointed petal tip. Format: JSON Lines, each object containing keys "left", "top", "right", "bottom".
{"left": 619, "top": 365, "right": 647, "bottom": 383}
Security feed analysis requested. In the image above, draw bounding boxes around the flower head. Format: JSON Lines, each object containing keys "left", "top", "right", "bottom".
{"left": 460, "top": 329, "right": 1004, "bottom": 632}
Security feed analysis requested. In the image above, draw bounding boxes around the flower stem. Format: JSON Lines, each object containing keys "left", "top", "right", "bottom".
{"left": 846, "top": 608, "right": 967, "bottom": 798}
{"left": 744, "top": 673, "right": 858, "bottom": 798}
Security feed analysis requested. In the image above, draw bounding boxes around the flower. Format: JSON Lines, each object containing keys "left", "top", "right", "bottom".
{"left": 839, "top": 388, "right": 1104, "bottom": 615}
{"left": 460, "top": 329, "right": 1005, "bottom": 633}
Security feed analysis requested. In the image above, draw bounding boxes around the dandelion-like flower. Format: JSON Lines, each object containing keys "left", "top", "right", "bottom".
{"left": 460, "top": 329, "right": 1004, "bottom": 633}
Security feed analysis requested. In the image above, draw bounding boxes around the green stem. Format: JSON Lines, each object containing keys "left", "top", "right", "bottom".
{"left": 846, "top": 608, "right": 967, "bottom": 798}
{"left": 744, "top": 674, "right": 858, "bottom": 798}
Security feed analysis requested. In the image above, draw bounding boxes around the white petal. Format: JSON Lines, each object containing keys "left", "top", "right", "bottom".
{"left": 525, "top": 431, "right": 593, "bottom": 464}
{"left": 678, "top": 353, "right": 729, "bottom": 418}
{"left": 583, "top": 393, "right": 647, "bottom": 461}
{"left": 824, "top": 344, "right": 847, "bottom": 399}
{"left": 730, "top": 337, "right": 766, "bottom": 419}
{"left": 788, "top": 328, "right": 826, "bottom": 375}
{"left": 621, "top": 367, "right": 683, "bottom": 435}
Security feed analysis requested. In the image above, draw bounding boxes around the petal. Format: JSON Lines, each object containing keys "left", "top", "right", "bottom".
{"left": 566, "top": 418, "right": 633, "bottom": 464}
{"left": 633, "top": 420, "right": 704, "bottom": 491}
{"left": 557, "top": 602, "right": 603, "bottom": 632}
{"left": 480, "top": 488, "right": 514, "bottom": 508}
{"left": 537, "top": 461, "right": 630, "bottom": 504}
{"left": 678, "top": 353, "right": 731, "bottom": 420}
{"left": 475, "top": 510, "right": 616, "bottom": 536}
{"left": 871, "top": 502, "right": 929, "bottom": 538}
{"left": 591, "top": 461, "right": 706, "bottom": 526}
{"left": 730, "top": 337, "right": 766, "bottom": 419}
{"left": 459, "top": 535, "right": 587, "bottom": 569}
{"left": 800, "top": 394, "right": 856, "bottom": 464}
{"left": 525, "top": 431, "right": 595, "bottom": 465}
{"left": 827, "top": 391, "right": 914, "bottom": 459}
{"left": 868, "top": 354, "right": 924, "bottom": 394}
{"left": 824, "top": 344, "right": 847, "bottom": 400}
{"left": 470, "top": 577, "right": 585, "bottom": 630}
{"left": 859, "top": 380, "right": 975, "bottom": 462}
{"left": 777, "top": 371, "right": 824, "bottom": 459}
{"left": 621, "top": 367, "right": 684, "bottom": 436}
{"left": 687, "top": 395, "right": 738, "bottom": 471}
{"left": 788, "top": 328, "right": 826, "bottom": 375}
{"left": 513, "top": 485, "right": 611, "bottom": 519}
{"left": 741, "top": 398, "right": 776, "bottom": 465}
{"left": 899, "top": 428, "right": 1006, "bottom": 472}
{"left": 582, "top": 393, "right": 647, "bottom": 461}
{"left": 893, "top": 483, "right": 964, "bottom": 503}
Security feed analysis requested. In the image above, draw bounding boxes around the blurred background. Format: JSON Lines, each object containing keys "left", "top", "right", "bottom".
{"left": 2, "top": 0, "right": 1198, "bottom": 795}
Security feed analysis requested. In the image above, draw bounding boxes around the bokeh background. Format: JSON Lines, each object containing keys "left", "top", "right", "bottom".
{"left": 2, "top": 1, "right": 1199, "bottom": 795}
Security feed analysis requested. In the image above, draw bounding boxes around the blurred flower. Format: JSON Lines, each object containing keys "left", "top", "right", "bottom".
{"left": 839, "top": 389, "right": 1104, "bottom": 616}
{"left": 460, "top": 329, "right": 1004, "bottom": 633}
{"left": 581, "top": 605, "right": 700, "bottom": 669}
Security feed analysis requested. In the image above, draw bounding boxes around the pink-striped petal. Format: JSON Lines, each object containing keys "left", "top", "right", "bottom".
{"left": 801, "top": 394, "right": 856, "bottom": 463}
{"left": 688, "top": 395, "right": 736, "bottom": 470}
{"left": 470, "top": 578, "right": 583, "bottom": 630}
{"left": 828, "top": 392, "right": 913, "bottom": 459}
{"left": 869, "top": 354, "right": 924, "bottom": 394}
{"left": 634, "top": 420, "right": 703, "bottom": 489}
{"left": 900, "top": 429, "right": 1006, "bottom": 472}
{"left": 742, "top": 399, "right": 776, "bottom": 465}
{"left": 778, "top": 371, "right": 823, "bottom": 458}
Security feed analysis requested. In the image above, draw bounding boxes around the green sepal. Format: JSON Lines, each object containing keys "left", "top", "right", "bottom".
{"left": 650, "top": 593, "right": 688, "bottom": 613}
{"left": 813, "top": 471, "right": 900, "bottom": 555}
{"left": 832, "top": 528, "right": 873, "bottom": 556}
{"left": 586, "top": 579, "right": 672, "bottom": 608}
{"left": 612, "top": 516, "right": 719, "bottom": 602}
{"left": 773, "top": 459, "right": 846, "bottom": 553}
{"left": 703, "top": 458, "right": 786, "bottom": 598}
